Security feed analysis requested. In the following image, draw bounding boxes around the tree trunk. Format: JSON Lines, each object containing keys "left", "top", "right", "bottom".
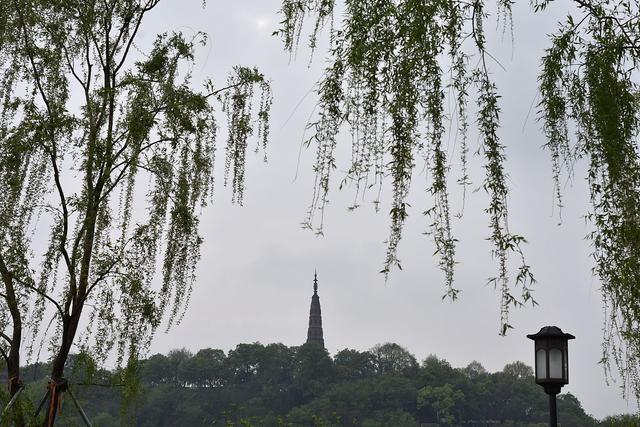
{"left": 6, "top": 359, "right": 25, "bottom": 427}
{"left": 0, "top": 257, "right": 25, "bottom": 426}
{"left": 42, "top": 310, "right": 82, "bottom": 427}
{"left": 43, "top": 193, "right": 99, "bottom": 426}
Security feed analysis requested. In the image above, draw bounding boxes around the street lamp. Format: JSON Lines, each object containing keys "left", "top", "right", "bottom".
{"left": 527, "top": 326, "right": 575, "bottom": 427}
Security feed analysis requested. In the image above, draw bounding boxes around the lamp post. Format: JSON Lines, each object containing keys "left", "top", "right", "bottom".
{"left": 527, "top": 326, "right": 575, "bottom": 427}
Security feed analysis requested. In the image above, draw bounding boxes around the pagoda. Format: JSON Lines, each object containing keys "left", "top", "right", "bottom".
{"left": 306, "top": 271, "right": 324, "bottom": 347}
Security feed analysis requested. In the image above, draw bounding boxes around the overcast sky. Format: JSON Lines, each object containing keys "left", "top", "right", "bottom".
{"left": 125, "top": 0, "right": 640, "bottom": 419}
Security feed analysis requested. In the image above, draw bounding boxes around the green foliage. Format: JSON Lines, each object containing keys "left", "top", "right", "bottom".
{"left": 292, "top": 342, "right": 335, "bottom": 402}
{"left": 178, "top": 348, "right": 226, "bottom": 387}
{"left": 359, "top": 410, "right": 419, "bottom": 427}
{"left": 280, "top": 0, "right": 640, "bottom": 405}
{"left": 277, "top": 0, "right": 535, "bottom": 336}
{"left": 599, "top": 413, "right": 640, "bottom": 427}
{"left": 557, "top": 393, "right": 601, "bottom": 427}
{"left": 502, "top": 360, "right": 534, "bottom": 379}
{"left": 536, "top": 0, "right": 640, "bottom": 402}
{"left": 420, "top": 354, "right": 457, "bottom": 385}
{"left": 1, "top": 343, "right": 606, "bottom": 426}
{"left": 462, "top": 360, "right": 488, "bottom": 379}
{"left": 417, "top": 384, "right": 464, "bottom": 425}
{"left": 0, "top": 0, "right": 271, "bottom": 420}
{"left": 333, "top": 348, "right": 376, "bottom": 381}
{"left": 369, "top": 342, "right": 418, "bottom": 375}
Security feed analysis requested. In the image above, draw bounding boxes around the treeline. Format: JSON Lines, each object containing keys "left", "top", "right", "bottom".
{"left": 1, "top": 342, "right": 636, "bottom": 426}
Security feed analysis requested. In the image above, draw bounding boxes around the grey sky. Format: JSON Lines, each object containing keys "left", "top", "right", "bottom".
{"left": 129, "top": 0, "right": 640, "bottom": 419}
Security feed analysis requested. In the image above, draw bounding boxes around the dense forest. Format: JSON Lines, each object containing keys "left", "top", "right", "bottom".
{"left": 1, "top": 342, "right": 637, "bottom": 426}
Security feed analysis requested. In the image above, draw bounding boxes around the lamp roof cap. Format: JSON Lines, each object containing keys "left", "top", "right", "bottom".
{"left": 527, "top": 326, "right": 575, "bottom": 340}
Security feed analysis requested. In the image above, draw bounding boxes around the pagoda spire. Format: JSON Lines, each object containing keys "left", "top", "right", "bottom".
{"left": 306, "top": 271, "right": 324, "bottom": 347}
{"left": 313, "top": 270, "right": 318, "bottom": 294}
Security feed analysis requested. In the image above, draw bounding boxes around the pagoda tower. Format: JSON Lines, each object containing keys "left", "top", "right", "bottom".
{"left": 306, "top": 271, "right": 325, "bottom": 347}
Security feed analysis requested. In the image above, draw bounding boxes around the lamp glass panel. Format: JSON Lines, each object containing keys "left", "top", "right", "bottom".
{"left": 549, "top": 348, "right": 563, "bottom": 379}
{"left": 536, "top": 349, "right": 547, "bottom": 380}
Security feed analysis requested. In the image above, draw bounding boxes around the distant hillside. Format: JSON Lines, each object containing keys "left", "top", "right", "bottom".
{"left": 1, "top": 342, "right": 636, "bottom": 426}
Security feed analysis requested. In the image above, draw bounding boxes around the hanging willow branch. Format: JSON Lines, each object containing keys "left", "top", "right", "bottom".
{"left": 537, "top": 0, "right": 640, "bottom": 401}
{"left": 283, "top": 0, "right": 640, "bottom": 403}
{"left": 278, "top": 0, "right": 536, "bottom": 335}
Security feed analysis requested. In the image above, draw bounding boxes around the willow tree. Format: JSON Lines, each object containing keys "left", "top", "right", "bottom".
{"left": 279, "top": 0, "right": 640, "bottom": 401}
{"left": 0, "top": 0, "right": 271, "bottom": 424}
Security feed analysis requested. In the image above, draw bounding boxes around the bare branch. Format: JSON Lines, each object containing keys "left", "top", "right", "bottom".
{"left": 0, "top": 332, "right": 12, "bottom": 345}
{"left": 82, "top": 252, "right": 127, "bottom": 304}
{"left": 11, "top": 274, "right": 64, "bottom": 318}
{"left": 573, "top": 0, "right": 640, "bottom": 55}
{"left": 205, "top": 81, "right": 246, "bottom": 99}
{"left": 114, "top": 1, "right": 161, "bottom": 74}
